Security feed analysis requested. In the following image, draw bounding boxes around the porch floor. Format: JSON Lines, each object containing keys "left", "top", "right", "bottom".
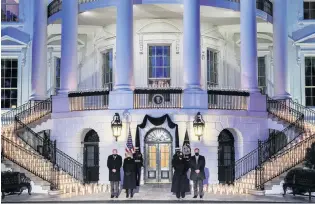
{"left": 2, "top": 184, "right": 314, "bottom": 203}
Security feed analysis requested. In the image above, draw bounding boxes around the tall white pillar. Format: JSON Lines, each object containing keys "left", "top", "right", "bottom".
{"left": 30, "top": 0, "right": 47, "bottom": 100}
{"left": 183, "top": 0, "right": 201, "bottom": 90}
{"left": 109, "top": 0, "right": 134, "bottom": 109}
{"left": 58, "top": 0, "right": 78, "bottom": 94}
{"left": 114, "top": 0, "right": 133, "bottom": 91}
{"left": 273, "top": 0, "right": 291, "bottom": 99}
{"left": 240, "top": 0, "right": 259, "bottom": 93}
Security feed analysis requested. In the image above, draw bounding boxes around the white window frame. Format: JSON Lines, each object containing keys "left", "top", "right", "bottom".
{"left": 102, "top": 48, "right": 113, "bottom": 91}
{"left": 304, "top": 56, "right": 315, "bottom": 107}
{"left": 1, "top": 57, "right": 18, "bottom": 109}
{"left": 206, "top": 48, "right": 219, "bottom": 88}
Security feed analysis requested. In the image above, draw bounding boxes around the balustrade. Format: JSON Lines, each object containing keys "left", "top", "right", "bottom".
{"left": 68, "top": 90, "right": 109, "bottom": 111}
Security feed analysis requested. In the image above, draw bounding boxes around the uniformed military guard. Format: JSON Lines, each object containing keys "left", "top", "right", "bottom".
{"left": 133, "top": 147, "right": 143, "bottom": 186}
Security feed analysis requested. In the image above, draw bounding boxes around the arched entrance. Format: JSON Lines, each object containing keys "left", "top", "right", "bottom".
{"left": 83, "top": 130, "right": 99, "bottom": 183}
{"left": 218, "top": 129, "right": 235, "bottom": 184}
{"left": 144, "top": 128, "right": 173, "bottom": 183}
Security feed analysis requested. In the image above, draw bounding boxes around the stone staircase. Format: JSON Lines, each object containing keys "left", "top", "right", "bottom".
{"left": 206, "top": 98, "right": 315, "bottom": 195}
{"left": 1, "top": 99, "right": 109, "bottom": 198}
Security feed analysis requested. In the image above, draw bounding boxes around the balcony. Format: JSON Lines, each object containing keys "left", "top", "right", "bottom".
{"left": 68, "top": 89, "right": 109, "bottom": 111}
{"left": 1, "top": 2, "right": 19, "bottom": 22}
{"left": 207, "top": 88, "right": 250, "bottom": 110}
{"left": 133, "top": 87, "right": 182, "bottom": 109}
{"left": 47, "top": 0, "right": 273, "bottom": 18}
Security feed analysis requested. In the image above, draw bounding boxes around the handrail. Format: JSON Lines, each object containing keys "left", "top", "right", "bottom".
{"left": 1, "top": 136, "right": 56, "bottom": 184}
{"left": 1, "top": 101, "right": 32, "bottom": 126}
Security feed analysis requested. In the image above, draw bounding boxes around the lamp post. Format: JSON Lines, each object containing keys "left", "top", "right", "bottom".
{"left": 193, "top": 112, "right": 205, "bottom": 141}
{"left": 111, "top": 113, "right": 122, "bottom": 141}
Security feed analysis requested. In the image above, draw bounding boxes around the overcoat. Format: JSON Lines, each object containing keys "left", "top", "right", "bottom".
{"left": 133, "top": 152, "right": 143, "bottom": 168}
{"left": 123, "top": 158, "right": 137, "bottom": 189}
{"left": 107, "top": 154, "right": 122, "bottom": 181}
{"left": 171, "top": 157, "right": 190, "bottom": 193}
{"left": 189, "top": 155, "right": 206, "bottom": 180}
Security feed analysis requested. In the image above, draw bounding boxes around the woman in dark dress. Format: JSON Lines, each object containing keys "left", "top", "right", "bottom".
{"left": 123, "top": 153, "right": 137, "bottom": 198}
{"left": 171, "top": 152, "right": 190, "bottom": 199}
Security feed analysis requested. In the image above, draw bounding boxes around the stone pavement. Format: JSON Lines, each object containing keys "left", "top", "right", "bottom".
{"left": 2, "top": 184, "right": 314, "bottom": 203}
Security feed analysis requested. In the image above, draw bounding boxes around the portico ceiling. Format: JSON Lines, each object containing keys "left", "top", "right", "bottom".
{"left": 52, "top": 4, "right": 269, "bottom": 30}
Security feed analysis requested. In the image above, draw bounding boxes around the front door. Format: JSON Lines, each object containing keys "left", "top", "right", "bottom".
{"left": 144, "top": 128, "right": 172, "bottom": 183}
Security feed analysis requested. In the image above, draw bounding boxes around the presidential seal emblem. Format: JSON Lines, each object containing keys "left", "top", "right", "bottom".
{"left": 152, "top": 94, "right": 164, "bottom": 105}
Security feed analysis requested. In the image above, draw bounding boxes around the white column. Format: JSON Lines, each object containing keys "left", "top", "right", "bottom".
{"left": 240, "top": 0, "right": 259, "bottom": 93}
{"left": 114, "top": 0, "right": 133, "bottom": 91}
{"left": 30, "top": 0, "right": 47, "bottom": 100}
{"left": 183, "top": 0, "right": 201, "bottom": 90}
{"left": 59, "top": 0, "right": 78, "bottom": 94}
{"left": 273, "top": 0, "right": 291, "bottom": 99}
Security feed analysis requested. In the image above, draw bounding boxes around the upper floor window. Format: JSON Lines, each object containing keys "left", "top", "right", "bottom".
{"left": 207, "top": 49, "right": 218, "bottom": 87}
{"left": 1, "top": 0, "right": 19, "bottom": 22}
{"left": 305, "top": 57, "right": 315, "bottom": 106}
{"left": 304, "top": 1, "right": 315, "bottom": 19}
{"left": 102, "top": 49, "right": 113, "bottom": 91}
{"left": 148, "top": 45, "right": 171, "bottom": 87}
{"left": 1, "top": 58, "right": 18, "bottom": 109}
{"left": 55, "top": 57, "right": 61, "bottom": 90}
{"left": 258, "top": 56, "right": 266, "bottom": 93}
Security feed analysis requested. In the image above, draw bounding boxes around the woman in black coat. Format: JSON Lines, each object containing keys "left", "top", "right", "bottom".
{"left": 123, "top": 153, "right": 137, "bottom": 198}
{"left": 171, "top": 152, "right": 190, "bottom": 199}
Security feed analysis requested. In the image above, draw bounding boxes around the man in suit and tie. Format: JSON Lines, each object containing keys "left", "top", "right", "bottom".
{"left": 107, "top": 149, "right": 122, "bottom": 198}
{"left": 189, "top": 148, "right": 206, "bottom": 198}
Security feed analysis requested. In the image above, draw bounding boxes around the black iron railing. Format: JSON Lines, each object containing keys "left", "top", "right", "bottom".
{"left": 134, "top": 88, "right": 182, "bottom": 109}
{"left": 234, "top": 113, "right": 304, "bottom": 181}
{"left": 207, "top": 88, "right": 250, "bottom": 110}
{"left": 286, "top": 99, "right": 315, "bottom": 126}
{"left": 14, "top": 99, "right": 52, "bottom": 126}
{"left": 47, "top": 0, "right": 273, "bottom": 18}
{"left": 68, "top": 89, "right": 109, "bottom": 111}
{"left": 2, "top": 101, "right": 32, "bottom": 126}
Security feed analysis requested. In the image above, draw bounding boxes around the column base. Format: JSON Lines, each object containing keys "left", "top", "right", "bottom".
{"left": 108, "top": 90, "right": 133, "bottom": 110}
{"left": 182, "top": 89, "right": 208, "bottom": 109}
{"left": 248, "top": 92, "right": 267, "bottom": 112}
{"left": 114, "top": 85, "right": 132, "bottom": 92}
{"left": 273, "top": 93, "right": 291, "bottom": 100}
{"left": 29, "top": 94, "right": 48, "bottom": 101}
{"left": 52, "top": 94, "right": 70, "bottom": 113}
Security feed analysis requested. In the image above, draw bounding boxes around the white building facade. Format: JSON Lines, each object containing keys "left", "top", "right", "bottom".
{"left": 2, "top": 0, "right": 315, "bottom": 189}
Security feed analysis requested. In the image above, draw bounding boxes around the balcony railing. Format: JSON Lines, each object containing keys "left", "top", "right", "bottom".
{"left": 47, "top": 0, "right": 273, "bottom": 18}
{"left": 1, "top": 2, "right": 19, "bottom": 22}
{"left": 134, "top": 88, "right": 182, "bottom": 109}
{"left": 208, "top": 88, "right": 250, "bottom": 110}
{"left": 68, "top": 89, "right": 109, "bottom": 111}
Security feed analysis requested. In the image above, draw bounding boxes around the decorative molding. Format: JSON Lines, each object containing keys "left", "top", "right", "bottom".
{"left": 176, "top": 34, "right": 180, "bottom": 54}
{"left": 20, "top": 48, "right": 27, "bottom": 69}
{"left": 139, "top": 34, "right": 143, "bottom": 54}
{"left": 137, "top": 19, "right": 182, "bottom": 34}
{"left": 296, "top": 45, "right": 301, "bottom": 66}
{"left": 268, "top": 46, "right": 274, "bottom": 70}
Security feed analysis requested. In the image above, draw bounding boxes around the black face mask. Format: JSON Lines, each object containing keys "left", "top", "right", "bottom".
{"left": 113, "top": 154, "right": 117, "bottom": 156}
{"left": 195, "top": 153, "right": 199, "bottom": 156}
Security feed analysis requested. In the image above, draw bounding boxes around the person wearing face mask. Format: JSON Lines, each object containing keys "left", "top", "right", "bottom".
{"left": 189, "top": 148, "right": 206, "bottom": 198}
{"left": 171, "top": 152, "right": 190, "bottom": 199}
{"left": 133, "top": 147, "right": 143, "bottom": 187}
{"left": 123, "top": 152, "right": 137, "bottom": 198}
{"left": 107, "top": 149, "right": 122, "bottom": 198}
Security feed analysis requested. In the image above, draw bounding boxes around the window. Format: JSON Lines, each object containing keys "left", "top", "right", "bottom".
{"left": 258, "top": 56, "right": 266, "bottom": 93}
{"left": 1, "top": 0, "right": 19, "bottom": 22}
{"left": 148, "top": 46, "right": 171, "bottom": 87}
{"left": 102, "top": 49, "right": 113, "bottom": 91}
{"left": 304, "top": 1, "right": 315, "bottom": 19}
{"left": 305, "top": 57, "right": 315, "bottom": 106}
{"left": 1, "top": 58, "right": 18, "bottom": 109}
{"left": 207, "top": 49, "right": 218, "bottom": 87}
{"left": 55, "top": 57, "right": 61, "bottom": 90}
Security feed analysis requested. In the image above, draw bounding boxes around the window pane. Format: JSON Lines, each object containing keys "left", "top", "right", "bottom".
{"left": 306, "top": 76, "right": 312, "bottom": 86}
{"left": 148, "top": 46, "right": 171, "bottom": 83}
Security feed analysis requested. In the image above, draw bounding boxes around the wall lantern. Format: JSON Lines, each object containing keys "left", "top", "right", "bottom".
{"left": 111, "top": 113, "right": 122, "bottom": 141}
{"left": 193, "top": 112, "right": 205, "bottom": 141}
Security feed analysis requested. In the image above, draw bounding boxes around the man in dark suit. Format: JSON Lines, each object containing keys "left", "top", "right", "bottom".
{"left": 107, "top": 149, "right": 122, "bottom": 198}
{"left": 133, "top": 147, "right": 143, "bottom": 186}
{"left": 189, "top": 148, "right": 205, "bottom": 198}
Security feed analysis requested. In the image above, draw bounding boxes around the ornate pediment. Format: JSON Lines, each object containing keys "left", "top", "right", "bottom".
{"left": 293, "top": 25, "right": 315, "bottom": 46}
{"left": 1, "top": 27, "right": 30, "bottom": 49}
{"left": 47, "top": 34, "right": 86, "bottom": 48}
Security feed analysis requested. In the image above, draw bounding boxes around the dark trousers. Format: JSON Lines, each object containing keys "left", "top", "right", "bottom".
{"left": 193, "top": 179, "right": 204, "bottom": 196}
{"left": 110, "top": 181, "right": 119, "bottom": 196}
{"left": 126, "top": 189, "right": 134, "bottom": 196}
{"left": 135, "top": 168, "right": 141, "bottom": 186}
{"left": 176, "top": 192, "right": 185, "bottom": 198}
